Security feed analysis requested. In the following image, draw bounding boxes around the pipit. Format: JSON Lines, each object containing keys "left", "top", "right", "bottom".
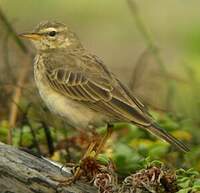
{"left": 19, "top": 21, "right": 189, "bottom": 180}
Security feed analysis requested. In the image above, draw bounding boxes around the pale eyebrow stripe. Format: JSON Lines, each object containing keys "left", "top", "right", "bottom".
{"left": 40, "top": 27, "right": 68, "bottom": 33}
{"left": 40, "top": 27, "right": 57, "bottom": 33}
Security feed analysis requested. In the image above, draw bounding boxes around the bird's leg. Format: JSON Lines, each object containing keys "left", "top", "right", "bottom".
{"left": 82, "top": 140, "right": 97, "bottom": 159}
{"left": 71, "top": 124, "right": 113, "bottom": 183}
{"left": 58, "top": 124, "right": 113, "bottom": 186}
{"left": 94, "top": 123, "right": 113, "bottom": 157}
{"left": 58, "top": 141, "right": 97, "bottom": 186}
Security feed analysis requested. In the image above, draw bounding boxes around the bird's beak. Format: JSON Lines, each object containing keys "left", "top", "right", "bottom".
{"left": 18, "top": 32, "right": 42, "bottom": 40}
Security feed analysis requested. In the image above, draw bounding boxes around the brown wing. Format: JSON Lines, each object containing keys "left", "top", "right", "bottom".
{"left": 43, "top": 52, "right": 190, "bottom": 152}
{"left": 44, "top": 53, "right": 152, "bottom": 126}
{"left": 46, "top": 67, "right": 112, "bottom": 102}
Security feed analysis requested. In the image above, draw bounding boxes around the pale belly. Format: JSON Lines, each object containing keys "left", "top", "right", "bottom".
{"left": 35, "top": 79, "right": 107, "bottom": 128}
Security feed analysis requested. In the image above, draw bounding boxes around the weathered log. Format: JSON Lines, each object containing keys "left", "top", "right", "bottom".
{"left": 0, "top": 142, "right": 98, "bottom": 193}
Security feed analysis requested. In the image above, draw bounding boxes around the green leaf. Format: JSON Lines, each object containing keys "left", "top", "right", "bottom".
{"left": 97, "top": 153, "right": 110, "bottom": 165}
{"left": 178, "top": 179, "right": 191, "bottom": 189}
{"left": 177, "top": 188, "right": 192, "bottom": 193}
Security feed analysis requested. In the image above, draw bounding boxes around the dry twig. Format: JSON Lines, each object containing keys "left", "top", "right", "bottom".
{"left": 0, "top": 7, "right": 32, "bottom": 145}
{"left": 126, "top": 0, "right": 177, "bottom": 111}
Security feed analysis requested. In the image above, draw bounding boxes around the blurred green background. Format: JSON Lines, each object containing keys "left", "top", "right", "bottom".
{"left": 0, "top": 1, "right": 200, "bottom": 192}
{"left": 1, "top": 0, "right": 200, "bottom": 112}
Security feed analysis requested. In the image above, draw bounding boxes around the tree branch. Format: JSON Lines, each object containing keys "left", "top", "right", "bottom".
{"left": 0, "top": 143, "right": 97, "bottom": 193}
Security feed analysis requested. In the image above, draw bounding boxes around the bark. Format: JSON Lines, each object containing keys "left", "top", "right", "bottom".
{"left": 0, "top": 142, "right": 97, "bottom": 193}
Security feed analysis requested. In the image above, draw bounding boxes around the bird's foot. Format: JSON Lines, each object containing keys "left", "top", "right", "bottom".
{"left": 56, "top": 142, "right": 96, "bottom": 187}
{"left": 57, "top": 126, "right": 113, "bottom": 187}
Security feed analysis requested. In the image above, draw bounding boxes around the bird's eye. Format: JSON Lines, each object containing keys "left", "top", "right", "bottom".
{"left": 48, "top": 31, "right": 57, "bottom": 37}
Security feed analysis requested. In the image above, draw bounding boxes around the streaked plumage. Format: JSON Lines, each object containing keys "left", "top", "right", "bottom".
{"left": 21, "top": 21, "right": 189, "bottom": 152}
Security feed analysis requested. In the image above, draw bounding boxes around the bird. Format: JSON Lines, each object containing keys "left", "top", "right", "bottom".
{"left": 19, "top": 21, "right": 189, "bottom": 155}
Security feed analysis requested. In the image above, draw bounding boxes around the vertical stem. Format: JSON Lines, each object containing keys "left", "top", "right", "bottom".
{"left": 126, "top": 0, "right": 167, "bottom": 76}
{"left": 0, "top": 7, "right": 31, "bottom": 144}
{"left": 126, "top": 0, "right": 174, "bottom": 110}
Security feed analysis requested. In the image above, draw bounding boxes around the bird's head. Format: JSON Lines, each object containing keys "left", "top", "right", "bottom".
{"left": 19, "top": 21, "right": 82, "bottom": 51}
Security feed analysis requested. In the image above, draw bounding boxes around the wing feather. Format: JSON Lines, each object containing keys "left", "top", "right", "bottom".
{"left": 46, "top": 68, "right": 112, "bottom": 102}
{"left": 45, "top": 67, "right": 151, "bottom": 126}
{"left": 42, "top": 51, "right": 189, "bottom": 152}
{"left": 43, "top": 52, "right": 153, "bottom": 126}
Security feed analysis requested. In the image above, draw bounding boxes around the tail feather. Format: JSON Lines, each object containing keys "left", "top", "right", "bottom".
{"left": 146, "top": 123, "right": 190, "bottom": 153}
